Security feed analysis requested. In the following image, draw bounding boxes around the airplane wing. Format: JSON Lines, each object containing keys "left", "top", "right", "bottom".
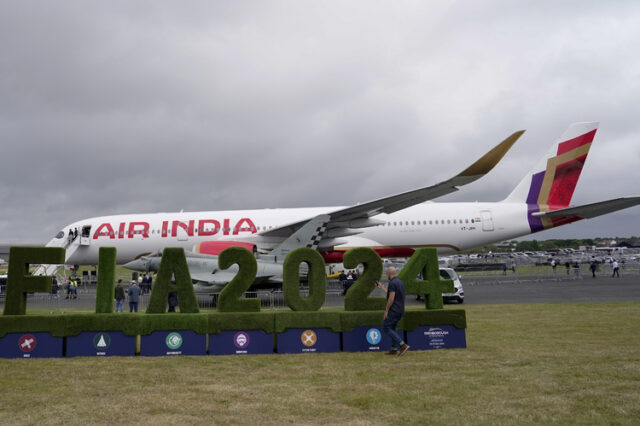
{"left": 532, "top": 197, "right": 640, "bottom": 220}
{"left": 261, "top": 130, "right": 525, "bottom": 239}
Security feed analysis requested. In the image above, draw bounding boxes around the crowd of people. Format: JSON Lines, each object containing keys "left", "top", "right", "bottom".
{"left": 49, "top": 273, "right": 160, "bottom": 311}
{"left": 550, "top": 258, "right": 623, "bottom": 278}
{"left": 338, "top": 269, "right": 360, "bottom": 295}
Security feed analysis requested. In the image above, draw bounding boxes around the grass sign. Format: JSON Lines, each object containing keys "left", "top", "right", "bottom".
{"left": 0, "top": 246, "right": 466, "bottom": 357}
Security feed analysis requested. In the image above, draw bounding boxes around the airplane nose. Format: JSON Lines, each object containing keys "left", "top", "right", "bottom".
{"left": 123, "top": 258, "right": 146, "bottom": 271}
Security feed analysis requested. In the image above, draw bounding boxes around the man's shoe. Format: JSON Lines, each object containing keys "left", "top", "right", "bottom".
{"left": 397, "top": 344, "right": 410, "bottom": 356}
{"left": 385, "top": 350, "right": 399, "bottom": 355}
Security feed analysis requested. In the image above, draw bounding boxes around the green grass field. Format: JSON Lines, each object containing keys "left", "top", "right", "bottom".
{"left": 1, "top": 302, "right": 639, "bottom": 425}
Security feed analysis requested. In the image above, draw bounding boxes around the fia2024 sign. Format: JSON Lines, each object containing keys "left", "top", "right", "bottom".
{"left": 3, "top": 246, "right": 453, "bottom": 315}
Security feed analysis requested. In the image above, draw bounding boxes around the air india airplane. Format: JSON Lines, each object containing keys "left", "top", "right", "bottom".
{"left": 40, "top": 122, "right": 639, "bottom": 273}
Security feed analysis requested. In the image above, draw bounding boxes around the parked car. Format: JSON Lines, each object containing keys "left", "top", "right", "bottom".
{"left": 416, "top": 268, "right": 465, "bottom": 304}
{"left": 441, "top": 268, "right": 464, "bottom": 304}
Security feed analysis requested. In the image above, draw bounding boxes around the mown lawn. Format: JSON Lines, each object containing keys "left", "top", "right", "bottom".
{"left": 0, "top": 302, "right": 639, "bottom": 425}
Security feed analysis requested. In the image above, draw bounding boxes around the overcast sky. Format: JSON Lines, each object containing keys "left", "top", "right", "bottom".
{"left": 1, "top": 1, "right": 639, "bottom": 244}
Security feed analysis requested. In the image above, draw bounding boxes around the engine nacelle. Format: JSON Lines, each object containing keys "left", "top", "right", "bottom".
{"left": 194, "top": 241, "right": 257, "bottom": 256}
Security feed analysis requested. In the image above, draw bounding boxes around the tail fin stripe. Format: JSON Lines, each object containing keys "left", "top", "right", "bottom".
{"left": 538, "top": 143, "right": 592, "bottom": 207}
{"left": 526, "top": 171, "right": 545, "bottom": 204}
{"left": 557, "top": 129, "right": 597, "bottom": 155}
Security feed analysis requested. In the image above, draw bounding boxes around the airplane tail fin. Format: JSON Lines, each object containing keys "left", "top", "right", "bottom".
{"left": 505, "top": 122, "right": 598, "bottom": 231}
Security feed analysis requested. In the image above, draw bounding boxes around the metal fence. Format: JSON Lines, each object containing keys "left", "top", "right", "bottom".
{"left": 456, "top": 262, "right": 640, "bottom": 285}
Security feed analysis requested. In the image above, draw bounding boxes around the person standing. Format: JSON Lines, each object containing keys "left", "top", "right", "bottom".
{"left": 114, "top": 279, "right": 125, "bottom": 312}
{"left": 145, "top": 273, "right": 153, "bottom": 295}
{"left": 168, "top": 292, "right": 178, "bottom": 312}
{"left": 51, "top": 277, "right": 58, "bottom": 299}
{"left": 339, "top": 270, "right": 348, "bottom": 295}
{"left": 128, "top": 281, "right": 141, "bottom": 312}
{"left": 612, "top": 260, "right": 620, "bottom": 278}
{"left": 551, "top": 259, "right": 557, "bottom": 274}
{"left": 590, "top": 261, "right": 597, "bottom": 278}
{"left": 376, "top": 266, "right": 410, "bottom": 356}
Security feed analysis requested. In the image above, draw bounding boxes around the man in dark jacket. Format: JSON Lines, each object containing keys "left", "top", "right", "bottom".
{"left": 376, "top": 266, "right": 410, "bottom": 356}
{"left": 114, "top": 279, "right": 126, "bottom": 312}
{"left": 128, "top": 281, "right": 141, "bottom": 312}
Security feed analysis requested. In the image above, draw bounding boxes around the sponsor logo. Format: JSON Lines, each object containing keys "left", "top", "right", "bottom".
{"left": 366, "top": 328, "right": 382, "bottom": 345}
{"left": 93, "top": 333, "right": 111, "bottom": 350}
{"left": 301, "top": 330, "right": 317, "bottom": 347}
{"left": 234, "top": 332, "right": 250, "bottom": 349}
{"left": 424, "top": 327, "right": 449, "bottom": 338}
{"left": 18, "top": 334, "right": 36, "bottom": 352}
{"left": 424, "top": 327, "right": 448, "bottom": 347}
{"left": 165, "top": 332, "right": 183, "bottom": 350}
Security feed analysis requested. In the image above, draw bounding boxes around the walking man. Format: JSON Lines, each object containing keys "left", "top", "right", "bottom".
{"left": 376, "top": 266, "right": 410, "bottom": 356}
{"left": 114, "top": 279, "right": 125, "bottom": 312}
{"left": 128, "top": 281, "right": 141, "bottom": 312}
{"left": 612, "top": 259, "right": 620, "bottom": 278}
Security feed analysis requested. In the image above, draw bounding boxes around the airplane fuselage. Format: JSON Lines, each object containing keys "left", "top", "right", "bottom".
{"left": 53, "top": 202, "right": 531, "bottom": 265}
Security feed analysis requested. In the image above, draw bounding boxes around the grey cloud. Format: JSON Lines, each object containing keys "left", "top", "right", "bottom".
{"left": 1, "top": 1, "right": 639, "bottom": 243}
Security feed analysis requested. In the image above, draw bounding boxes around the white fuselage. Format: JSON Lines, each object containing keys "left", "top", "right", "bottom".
{"left": 50, "top": 202, "right": 532, "bottom": 265}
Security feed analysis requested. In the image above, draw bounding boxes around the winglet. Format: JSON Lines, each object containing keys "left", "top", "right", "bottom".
{"left": 458, "top": 130, "right": 525, "bottom": 177}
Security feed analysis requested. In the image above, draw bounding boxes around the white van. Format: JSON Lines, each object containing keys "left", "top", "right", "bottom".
{"left": 415, "top": 268, "right": 465, "bottom": 304}
{"left": 440, "top": 268, "right": 464, "bottom": 304}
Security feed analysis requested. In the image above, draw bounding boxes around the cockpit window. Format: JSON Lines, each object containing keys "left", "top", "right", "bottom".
{"left": 55, "top": 231, "right": 65, "bottom": 239}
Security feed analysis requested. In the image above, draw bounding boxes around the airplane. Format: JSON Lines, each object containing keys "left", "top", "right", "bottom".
{"left": 38, "top": 122, "right": 640, "bottom": 276}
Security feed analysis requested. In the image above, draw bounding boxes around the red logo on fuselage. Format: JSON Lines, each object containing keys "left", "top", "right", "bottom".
{"left": 92, "top": 218, "right": 257, "bottom": 239}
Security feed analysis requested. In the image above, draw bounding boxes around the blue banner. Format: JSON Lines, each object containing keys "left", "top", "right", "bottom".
{"left": 210, "top": 330, "right": 273, "bottom": 355}
{"left": 140, "top": 330, "right": 206, "bottom": 356}
{"left": 276, "top": 328, "right": 340, "bottom": 354}
{"left": 0, "top": 332, "right": 63, "bottom": 358}
{"left": 342, "top": 326, "right": 392, "bottom": 352}
{"left": 66, "top": 331, "right": 136, "bottom": 357}
{"left": 406, "top": 325, "right": 466, "bottom": 350}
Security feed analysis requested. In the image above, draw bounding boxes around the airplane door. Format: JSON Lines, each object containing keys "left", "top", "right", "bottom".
{"left": 80, "top": 225, "right": 92, "bottom": 245}
{"left": 480, "top": 210, "right": 494, "bottom": 231}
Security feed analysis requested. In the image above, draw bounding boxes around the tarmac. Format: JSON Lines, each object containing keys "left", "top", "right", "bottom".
{"left": 4, "top": 272, "right": 638, "bottom": 312}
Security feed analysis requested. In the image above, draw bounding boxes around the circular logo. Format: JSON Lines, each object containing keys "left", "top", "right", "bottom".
{"left": 234, "top": 332, "right": 250, "bottom": 349}
{"left": 18, "top": 334, "right": 37, "bottom": 352}
{"left": 93, "top": 333, "right": 111, "bottom": 349}
{"left": 366, "top": 328, "right": 382, "bottom": 345}
{"left": 165, "top": 332, "right": 183, "bottom": 350}
{"left": 301, "top": 330, "right": 317, "bottom": 347}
